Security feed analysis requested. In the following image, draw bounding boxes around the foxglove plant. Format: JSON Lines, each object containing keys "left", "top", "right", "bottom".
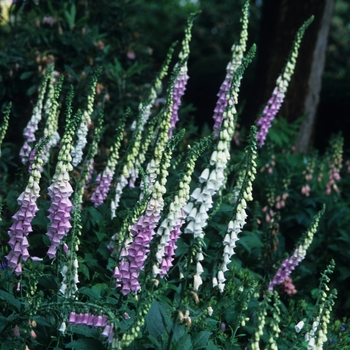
{"left": 184, "top": 47, "right": 255, "bottom": 289}
{"left": 256, "top": 16, "right": 313, "bottom": 147}
{"left": 268, "top": 205, "right": 325, "bottom": 292}
{"left": 90, "top": 110, "right": 127, "bottom": 207}
{"left": 19, "top": 65, "right": 53, "bottom": 164}
{"left": 214, "top": 126, "right": 257, "bottom": 293}
{"left": 6, "top": 139, "right": 47, "bottom": 275}
{"left": 59, "top": 113, "right": 104, "bottom": 298}
{"left": 213, "top": 0, "right": 249, "bottom": 136}
{"left": 152, "top": 134, "right": 213, "bottom": 280}
{"left": 45, "top": 91, "right": 80, "bottom": 259}
{"left": 113, "top": 130, "right": 183, "bottom": 295}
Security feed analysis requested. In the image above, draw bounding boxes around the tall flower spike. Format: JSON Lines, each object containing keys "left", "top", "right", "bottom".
{"left": 111, "top": 102, "right": 151, "bottom": 218}
{"left": 256, "top": 16, "right": 314, "bottom": 147}
{"left": 19, "top": 65, "right": 53, "bottom": 164}
{"left": 216, "top": 126, "right": 257, "bottom": 292}
{"left": 45, "top": 89, "right": 81, "bottom": 259}
{"left": 153, "top": 134, "right": 213, "bottom": 280}
{"left": 114, "top": 130, "right": 184, "bottom": 295}
{"left": 0, "top": 103, "right": 11, "bottom": 157}
{"left": 184, "top": 47, "right": 255, "bottom": 272}
{"left": 71, "top": 67, "right": 101, "bottom": 167}
{"left": 90, "top": 109, "right": 127, "bottom": 207}
{"left": 169, "top": 12, "right": 197, "bottom": 138}
{"left": 58, "top": 116, "right": 104, "bottom": 297}
{"left": 213, "top": 0, "right": 249, "bottom": 136}
{"left": 131, "top": 42, "right": 176, "bottom": 131}
{"left": 6, "top": 139, "right": 48, "bottom": 274}
{"left": 141, "top": 60, "right": 184, "bottom": 196}
{"left": 268, "top": 205, "right": 325, "bottom": 292}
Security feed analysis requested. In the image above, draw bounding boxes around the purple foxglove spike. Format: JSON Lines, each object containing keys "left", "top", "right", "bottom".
{"left": 256, "top": 86, "right": 285, "bottom": 147}
{"left": 169, "top": 67, "right": 189, "bottom": 138}
{"left": 90, "top": 168, "right": 114, "bottom": 207}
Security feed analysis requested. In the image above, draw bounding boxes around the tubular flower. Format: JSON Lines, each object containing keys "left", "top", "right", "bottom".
{"left": 325, "top": 134, "right": 343, "bottom": 195}
{"left": 213, "top": 0, "right": 249, "bottom": 136}
{"left": 114, "top": 130, "right": 181, "bottom": 295}
{"left": 91, "top": 112, "right": 126, "bottom": 207}
{"left": 45, "top": 103, "right": 79, "bottom": 259}
{"left": 215, "top": 126, "right": 257, "bottom": 292}
{"left": 19, "top": 66, "right": 53, "bottom": 164}
{"left": 114, "top": 182, "right": 165, "bottom": 295}
{"left": 6, "top": 142, "right": 46, "bottom": 274}
{"left": 256, "top": 17, "right": 313, "bottom": 147}
{"left": 169, "top": 14, "right": 194, "bottom": 138}
{"left": 153, "top": 135, "right": 212, "bottom": 279}
{"left": 268, "top": 206, "right": 324, "bottom": 292}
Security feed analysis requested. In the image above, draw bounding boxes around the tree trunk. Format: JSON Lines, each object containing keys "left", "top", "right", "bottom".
{"left": 294, "top": 0, "right": 334, "bottom": 152}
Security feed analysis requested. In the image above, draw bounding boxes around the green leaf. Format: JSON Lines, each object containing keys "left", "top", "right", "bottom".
{"left": 192, "top": 331, "right": 212, "bottom": 349}
{"left": 146, "top": 300, "right": 171, "bottom": 340}
{"left": 20, "top": 71, "right": 33, "bottom": 80}
{"left": 175, "top": 333, "right": 192, "bottom": 350}
{"left": 175, "top": 238, "right": 189, "bottom": 257}
{"left": 0, "top": 290, "right": 21, "bottom": 311}
{"left": 66, "top": 338, "right": 103, "bottom": 349}
{"left": 237, "top": 231, "right": 263, "bottom": 253}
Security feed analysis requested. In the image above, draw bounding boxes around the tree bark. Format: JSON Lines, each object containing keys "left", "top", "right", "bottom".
{"left": 294, "top": 0, "right": 334, "bottom": 152}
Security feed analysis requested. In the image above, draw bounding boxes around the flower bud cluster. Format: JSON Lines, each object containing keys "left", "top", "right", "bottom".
{"left": 256, "top": 17, "right": 313, "bottom": 147}
{"left": 251, "top": 296, "right": 269, "bottom": 350}
{"left": 120, "top": 302, "right": 150, "bottom": 347}
{"left": 6, "top": 148, "right": 44, "bottom": 275}
{"left": 20, "top": 66, "right": 52, "bottom": 164}
{"left": 71, "top": 70, "right": 99, "bottom": 167}
{"left": 91, "top": 116, "right": 125, "bottom": 207}
{"left": 0, "top": 103, "right": 11, "bottom": 156}
{"left": 266, "top": 291, "right": 281, "bottom": 350}
{"left": 268, "top": 207, "right": 324, "bottom": 292}
{"left": 142, "top": 86, "right": 174, "bottom": 196}
{"left": 111, "top": 106, "right": 147, "bottom": 217}
{"left": 213, "top": 0, "right": 248, "bottom": 136}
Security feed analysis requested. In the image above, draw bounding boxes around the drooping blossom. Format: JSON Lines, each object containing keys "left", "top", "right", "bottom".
{"left": 6, "top": 143, "right": 45, "bottom": 275}
{"left": 153, "top": 136, "right": 212, "bottom": 281}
